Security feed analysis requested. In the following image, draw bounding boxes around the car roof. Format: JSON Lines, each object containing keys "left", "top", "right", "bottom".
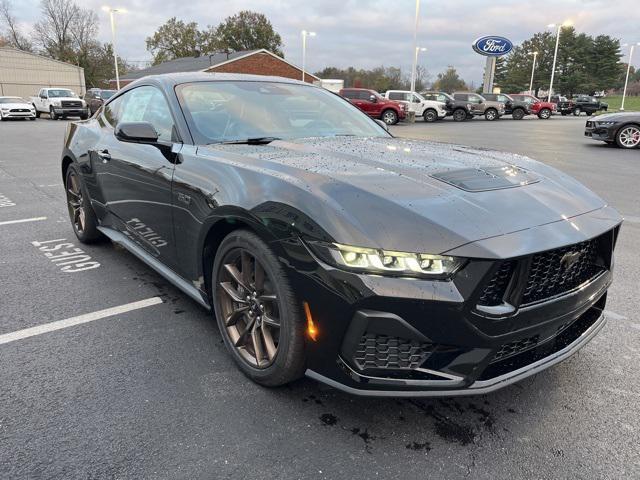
{"left": 126, "top": 72, "right": 312, "bottom": 90}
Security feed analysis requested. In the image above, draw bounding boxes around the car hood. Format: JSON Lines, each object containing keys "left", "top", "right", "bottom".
{"left": 0, "top": 102, "right": 32, "bottom": 109}
{"left": 592, "top": 112, "right": 639, "bottom": 121}
{"left": 200, "top": 136, "right": 614, "bottom": 255}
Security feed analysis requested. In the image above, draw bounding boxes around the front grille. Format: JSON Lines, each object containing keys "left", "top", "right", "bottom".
{"left": 353, "top": 333, "right": 432, "bottom": 370}
{"left": 478, "top": 261, "right": 515, "bottom": 306}
{"left": 491, "top": 335, "right": 539, "bottom": 363}
{"left": 477, "top": 235, "right": 606, "bottom": 309}
{"left": 522, "top": 238, "right": 602, "bottom": 305}
{"left": 61, "top": 100, "right": 82, "bottom": 108}
{"left": 10, "top": 108, "right": 29, "bottom": 112}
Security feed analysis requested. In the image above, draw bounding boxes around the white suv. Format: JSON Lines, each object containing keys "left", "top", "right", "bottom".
{"left": 383, "top": 90, "right": 447, "bottom": 122}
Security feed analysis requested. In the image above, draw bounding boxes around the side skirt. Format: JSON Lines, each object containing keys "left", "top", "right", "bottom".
{"left": 97, "top": 226, "right": 211, "bottom": 310}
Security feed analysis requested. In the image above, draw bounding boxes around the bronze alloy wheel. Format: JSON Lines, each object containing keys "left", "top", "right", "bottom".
{"left": 66, "top": 170, "right": 86, "bottom": 234}
{"left": 217, "top": 249, "right": 281, "bottom": 368}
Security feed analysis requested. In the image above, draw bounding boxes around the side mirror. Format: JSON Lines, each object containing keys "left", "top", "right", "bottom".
{"left": 40, "top": 94, "right": 47, "bottom": 99}
{"left": 115, "top": 122, "right": 159, "bottom": 144}
{"left": 369, "top": 94, "right": 377, "bottom": 103}
{"left": 374, "top": 119, "right": 389, "bottom": 131}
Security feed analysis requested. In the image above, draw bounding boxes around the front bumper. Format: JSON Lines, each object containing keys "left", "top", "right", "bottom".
{"left": 53, "top": 107, "right": 89, "bottom": 117}
{"left": 585, "top": 121, "right": 616, "bottom": 141}
{"left": 1, "top": 110, "right": 35, "bottom": 118}
{"left": 283, "top": 216, "right": 620, "bottom": 397}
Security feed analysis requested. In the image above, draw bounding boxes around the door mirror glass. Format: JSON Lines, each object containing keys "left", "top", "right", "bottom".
{"left": 115, "top": 122, "right": 159, "bottom": 144}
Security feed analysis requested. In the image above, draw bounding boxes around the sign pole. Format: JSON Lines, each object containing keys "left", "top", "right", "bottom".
{"left": 483, "top": 57, "right": 496, "bottom": 93}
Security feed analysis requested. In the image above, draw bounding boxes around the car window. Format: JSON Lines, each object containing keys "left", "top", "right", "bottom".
{"left": 388, "top": 92, "right": 406, "bottom": 101}
{"left": 119, "top": 86, "right": 176, "bottom": 142}
{"left": 359, "top": 91, "right": 374, "bottom": 101}
{"left": 497, "top": 95, "right": 509, "bottom": 102}
{"left": 453, "top": 93, "right": 466, "bottom": 101}
{"left": 103, "top": 95, "right": 123, "bottom": 126}
{"left": 469, "top": 95, "right": 482, "bottom": 103}
{"left": 437, "top": 94, "right": 449, "bottom": 103}
{"left": 411, "top": 94, "right": 422, "bottom": 103}
{"left": 48, "top": 89, "right": 75, "bottom": 98}
{"left": 341, "top": 90, "right": 356, "bottom": 99}
{"left": 176, "top": 81, "right": 387, "bottom": 144}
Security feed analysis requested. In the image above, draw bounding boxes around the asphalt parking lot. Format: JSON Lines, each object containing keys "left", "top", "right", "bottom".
{"left": 1, "top": 116, "right": 639, "bottom": 479}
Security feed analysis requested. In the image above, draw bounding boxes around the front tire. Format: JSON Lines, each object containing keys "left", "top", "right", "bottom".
{"left": 381, "top": 109, "right": 399, "bottom": 125}
{"left": 484, "top": 108, "right": 498, "bottom": 121}
{"left": 49, "top": 107, "right": 58, "bottom": 120}
{"left": 616, "top": 125, "right": 640, "bottom": 149}
{"left": 423, "top": 109, "right": 437, "bottom": 123}
{"left": 538, "top": 108, "right": 552, "bottom": 119}
{"left": 573, "top": 107, "right": 581, "bottom": 116}
{"left": 65, "top": 164, "right": 101, "bottom": 243}
{"left": 212, "top": 230, "right": 306, "bottom": 387}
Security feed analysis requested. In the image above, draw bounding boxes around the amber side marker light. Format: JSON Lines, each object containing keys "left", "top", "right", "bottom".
{"left": 303, "top": 301, "right": 318, "bottom": 341}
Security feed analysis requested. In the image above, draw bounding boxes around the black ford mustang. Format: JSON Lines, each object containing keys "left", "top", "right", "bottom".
{"left": 61, "top": 73, "right": 622, "bottom": 397}
{"left": 584, "top": 111, "right": 640, "bottom": 149}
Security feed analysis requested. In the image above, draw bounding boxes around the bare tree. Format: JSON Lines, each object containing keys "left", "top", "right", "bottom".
{"left": 0, "top": 0, "right": 33, "bottom": 51}
{"left": 32, "top": 0, "right": 79, "bottom": 62}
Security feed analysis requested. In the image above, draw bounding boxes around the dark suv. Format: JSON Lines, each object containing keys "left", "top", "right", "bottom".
{"left": 84, "top": 89, "right": 116, "bottom": 115}
{"left": 483, "top": 93, "right": 530, "bottom": 120}
{"left": 422, "top": 91, "right": 473, "bottom": 122}
{"left": 339, "top": 88, "right": 407, "bottom": 125}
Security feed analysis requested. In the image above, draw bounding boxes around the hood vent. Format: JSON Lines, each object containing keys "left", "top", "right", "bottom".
{"left": 431, "top": 165, "right": 540, "bottom": 192}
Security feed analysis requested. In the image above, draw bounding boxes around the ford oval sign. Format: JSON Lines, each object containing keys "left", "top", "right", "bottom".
{"left": 472, "top": 36, "right": 513, "bottom": 56}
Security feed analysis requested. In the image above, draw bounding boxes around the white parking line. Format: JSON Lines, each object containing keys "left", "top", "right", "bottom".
{"left": 0, "top": 297, "right": 163, "bottom": 346}
{"left": 0, "top": 216, "right": 47, "bottom": 226}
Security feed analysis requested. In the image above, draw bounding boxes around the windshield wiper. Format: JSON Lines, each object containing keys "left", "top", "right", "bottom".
{"left": 216, "top": 137, "right": 282, "bottom": 145}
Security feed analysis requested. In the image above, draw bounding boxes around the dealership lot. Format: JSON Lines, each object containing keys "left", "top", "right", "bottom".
{"left": 1, "top": 118, "right": 639, "bottom": 479}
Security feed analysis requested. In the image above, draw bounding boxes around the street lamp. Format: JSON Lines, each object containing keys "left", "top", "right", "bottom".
{"left": 412, "top": 47, "right": 427, "bottom": 92}
{"left": 409, "top": 0, "right": 421, "bottom": 93}
{"left": 301, "top": 30, "right": 316, "bottom": 82}
{"left": 102, "top": 6, "right": 127, "bottom": 90}
{"left": 621, "top": 42, "right": 640, "bottom": 111}
{"left": 528, "top": 51, "right": 538, "bottom": 95}
{"left": 546, "top": 20, "right": 572, "bottom": 101}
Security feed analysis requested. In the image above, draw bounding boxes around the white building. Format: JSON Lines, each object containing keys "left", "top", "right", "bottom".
{"left": 0, "top": 47, "right": 86, "bottom": 98}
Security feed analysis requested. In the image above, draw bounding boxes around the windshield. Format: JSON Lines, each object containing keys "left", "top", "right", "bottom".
{"left": 177, "top": 81, "right": 389, "bottom": 144}
{"left": 48, "top": 89, "right": 75, "bottom": 98}
{"left": 0, "top": 97, "right": 27, "bottom": 104}
{"left": 100, "top": 90, "right": 116, "bottom": 100}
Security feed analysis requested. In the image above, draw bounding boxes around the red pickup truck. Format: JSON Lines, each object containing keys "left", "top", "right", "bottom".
{"left": 509, "top": 94, "right": 557, "bottom": 119}
{"left": 339, "top": 88, "right": 407, "bottom": 125}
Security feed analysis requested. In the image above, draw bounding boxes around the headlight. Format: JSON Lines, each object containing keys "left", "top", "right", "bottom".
{"left": 52, "top": 100, "right": 61, "bottom": 106}
{"left": 597, "top": 121, "right": 617, "bottom": 126}
{"left": 308, "top": 242, "right": 465, "bottom": 279}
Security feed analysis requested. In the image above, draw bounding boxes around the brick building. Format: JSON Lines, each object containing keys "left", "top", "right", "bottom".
{"left": 112, "top": 49, "right": 319, "bottom": 88}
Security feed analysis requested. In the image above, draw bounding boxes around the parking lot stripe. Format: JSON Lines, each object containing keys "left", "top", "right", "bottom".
{"left": 0, "top": 297, "right": 163, "bottom": 346}
{"left": 0, "top": 216, "right": 47, "bottom": 226}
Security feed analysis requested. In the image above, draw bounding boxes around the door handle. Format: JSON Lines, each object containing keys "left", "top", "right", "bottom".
{"left": 96, "top": 149, "right": 111, "bottom": 163}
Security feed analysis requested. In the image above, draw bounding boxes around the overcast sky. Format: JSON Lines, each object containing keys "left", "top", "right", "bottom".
{"left": 10, "top": 0, "right": 640, "bottom": 84}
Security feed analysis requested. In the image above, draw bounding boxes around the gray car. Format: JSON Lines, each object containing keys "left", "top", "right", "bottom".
{"left": 453, "top": 92, "right": 506, "bottom": 121}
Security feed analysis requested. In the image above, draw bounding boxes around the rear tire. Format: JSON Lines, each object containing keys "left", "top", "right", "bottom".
{"left": 452, "top": 108, "right": 467, "bottom": 122}
{"left": 65, "top": 164, "right": 102, "bottom": 243}
{"left": 615, "top": 124, "right": 640, "bottom": 149}
{"left": 512, "top": 108, "right": 525, "bottom": 120}
{"left": 423, "top": 109, "right": 437, "bottom": 123}
{"left": 484, "top": 108, "right": 498, "bottom": 121}
{"left": 212, "top": 230, "right": 306, "bottom": 387}
{"left": 381, "top": 109, "right": 399, "bottom": 125}
{"left": 538, "top": 108, "right": 552, "bottom": 119}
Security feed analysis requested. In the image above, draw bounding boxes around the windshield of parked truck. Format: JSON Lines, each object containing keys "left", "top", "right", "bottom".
{"left": 177, "top": 81, "right": 389, "bottom": 145}
{"left": 48, "top": 89, "right": 76, "bottom": 98}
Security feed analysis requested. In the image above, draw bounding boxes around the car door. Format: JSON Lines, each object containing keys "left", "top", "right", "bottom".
{"left": 360, "top": 91, "right": 381, "bottom": 117}
{"left": 92, "top": 85, "right": 179, "bottom": 266}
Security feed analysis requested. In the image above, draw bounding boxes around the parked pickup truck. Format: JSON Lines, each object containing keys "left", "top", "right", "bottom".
{"left": 31, "top": 87, "right": 89, "bottom": 120}
{"left": 383, "top": 90, "right": 447, "bottom": 122}
{"left": 571, "top": 95, "right": 608, "bottom": 116}
{"left": 483, "top": 93, "right": 530, "bottom": 120}
{"left": 509, "top": 94, "right": 557, "bottom": 119}
{"left": 549, "top": 95, "right": 575, "bottom": 116}
{"left": 453, "top": 92, "right": 505, "bottom": 121}
{"left": 421, "top": 91, "right": 474, "bottom": 122}
{"left": 339, "top": 88, "right": 407, "bottom": 125}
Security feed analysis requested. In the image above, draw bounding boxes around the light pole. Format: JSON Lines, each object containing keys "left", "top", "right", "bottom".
{"left": 102, "top": 6, "right": 126, "bottom": 90}
{"left": 409, "top": 0, "right": 421, "bottom": 93}
{"left": 621, "top": 42, "right": 640, "bottom": 111}
{"left": 547, "top": 20, "right": 572, "bottom": 101}
{"left": 528, "top": 51, "right": 538, "bottom": 95}
{"left": 301, "top": 30, "right": 316, "bottom": 82}
{"left": 412, "top": 47, "right": 427, "bottom": 92}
